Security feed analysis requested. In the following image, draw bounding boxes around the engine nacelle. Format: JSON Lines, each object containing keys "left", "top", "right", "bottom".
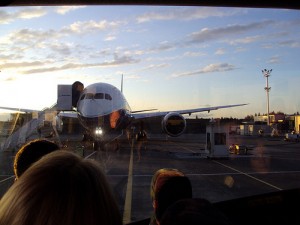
{"left": 161, "top": 112, "right": 186, "bottom": 137}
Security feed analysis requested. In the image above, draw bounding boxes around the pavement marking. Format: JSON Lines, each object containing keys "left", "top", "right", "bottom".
{"left": 84, "top": 151, "right": 97, "bottom": 159}
{"left": 105, "top": 170, "right": 300, "bottom": 178}
{"left": 123, "top": 138, "right": 134, "bottom": 224}
{"left": 187, "top": 171, "right": 300, "bottom": 176}
{"left": 168, "top": 141, "right": 197, "bottom": 153}
{"left": 213, "top": 160, "right": 283, "bottom": 191}
{"left": 175, "top": 145, "right": 196, "bottom": 153}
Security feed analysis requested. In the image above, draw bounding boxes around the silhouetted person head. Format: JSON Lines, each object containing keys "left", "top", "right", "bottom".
{"left": 14, "top": 139, "right": 60, "bottom": 179}
{"left": 150, "top": 168, "right": 185, "bottom": 201}
{"left": 0, "top": 150, "right": 122, "bottom": 225}
{"left": 150, "top": 168, "right": 192, "bottom": 225}
{"left": 155, "top": 176, "right": 193, "bottom": 222}
{"left": 160, "top": 198, "right": 232, "bottom": 225}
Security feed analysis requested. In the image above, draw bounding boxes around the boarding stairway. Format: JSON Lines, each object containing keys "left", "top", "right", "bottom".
{"left": 0, "top": 103, "right": 61, "bottom": 152}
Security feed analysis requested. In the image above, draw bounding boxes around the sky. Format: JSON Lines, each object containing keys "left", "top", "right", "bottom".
{"left": 0, "top": 6, "right": 299, "bottom": 120}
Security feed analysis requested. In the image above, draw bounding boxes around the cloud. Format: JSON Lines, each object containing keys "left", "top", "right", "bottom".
{"left": 54, "top": 6, "right": 86, "bottom": 15}
{"left": 141, "top": 63, "right": 170, "bottom": 71}
{"left": 279, "top": 40, "right": 300, "bottom": 48}
{"left": 267, "top": 55, "right": 280, "bottom": 64}
{"left": 202, "top": 63, "right": 235, "bottom": 73}
{"left": 0, "top": 7, "right": 47, "bottom": 24}
{"left": 121, "top": 41, "right": 176, "bottom": 57}
{"left": 0, "top": 17, "right": 125, "bottom": 62}
{"left": 2, "top": 19, "right": 125, "bottom": 44}
{"left": 104, "top": 36, "right": 116, "bottom": 41}
{"left": 4, "top": 76, "right": 16, "bottom": 82}
{"left": 0, "top": 10, "right": 11, "bottom": 24}
{"left": 47, "top": 42, "right": 74, "bottom": 56}
{"left": 1, "top": 61, "right": 45, "bottom": 69}
{"left": 148, "top": 41, "right": 175, "bottom": 53}
{"left": 171, "top": 63, "right": 236, "bottom": 78}
{"left": 229, "top": 35, "right": 263, "bottom": 45}
{"left": 20, "top": 54, "right": 139, "bottom": 74}
{"left": 15, "top": 8, "right": 47, "bottom": 19}
{"left": 187, "top": 20, "right": 274, "bottom": 44}
{"left": 215, "top": 48, "right": 226, "bottom": 55}
{"left": 61, "top": 20, "right": 125, "bottom": 35}
{"left": 136, "top": 7, "right": 244, "bottom": 23}
{"left": 125, "top": 74, "right": 142, "bottom": 80}
{"left": 0, "top": 53, "right": 20, "bottom": 61}
{"left": 183, "top": 51, "right": 206, "bottom": 57}
{"left": 234, "top": 47, "right": 247, "bottom": 52}
{"left": 7, "top": 28, "right": 60, "bottom": 46}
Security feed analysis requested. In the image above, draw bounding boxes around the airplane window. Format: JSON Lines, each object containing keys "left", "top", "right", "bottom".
{"left": 85, "top": 93, "right": 94, "bottom": 99}
{"left": 105, "top": 94, "right": 112, "bottom": 101}
{"left": 80, "top": 94, "right": 86, "bottom": 100}
{"left": 95, "top": 93, "right": 104, "bottom": 99}
{"left": 214, "top": 133, "right": 226, "bottom": 145}
{"left": 0, "top": 3, "right": 300, "bottom": 225}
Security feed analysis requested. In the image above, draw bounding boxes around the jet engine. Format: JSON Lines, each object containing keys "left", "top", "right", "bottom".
{"left": 161, "top": 112, "right": 186, "bottom": 137}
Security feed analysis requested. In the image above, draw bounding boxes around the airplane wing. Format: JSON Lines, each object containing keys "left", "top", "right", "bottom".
{"left": 57, "top": 111, "right": 78, "bottom": 118}
{"left": 0, "top": 106, "right": 38, "bottom": 113}
{"left": 131, "top": 109, "right": 158, "bottom": 113}
{"left": 0, "top": 106, "right": 77, "bottom": 119}
{"left": 131, "top": 103, "right": 248, "bottom": 119}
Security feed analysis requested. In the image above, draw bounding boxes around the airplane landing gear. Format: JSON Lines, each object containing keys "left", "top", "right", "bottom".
{"left": 93, "top": 141, "right": 106, "bottom": 151}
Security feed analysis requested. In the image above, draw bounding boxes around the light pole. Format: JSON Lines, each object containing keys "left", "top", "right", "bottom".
{"left": 262, "top": 69, "right": 272, "bottom": 126}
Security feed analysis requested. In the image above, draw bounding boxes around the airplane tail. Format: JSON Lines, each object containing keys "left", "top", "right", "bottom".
{"left": 121, "top": 74, "right": 123, "bottom": 93}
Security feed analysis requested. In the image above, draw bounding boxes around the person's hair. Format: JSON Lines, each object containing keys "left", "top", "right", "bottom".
{"left": 0, "top": 150, "right": 122, "bottom": 225}
{"left": 14, "top": 139, "right": 60, "bottom": 179}
{"left": 160, "top": 198, "right": 232, "bottom": 225}
{"left": 150, "top": 168, "right": 185, "bottom": 201}
{"left": 155, "top": 176, "right": 193, "bottom": 221}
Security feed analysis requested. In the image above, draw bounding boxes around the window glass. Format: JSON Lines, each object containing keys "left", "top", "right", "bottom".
{"left": 80, "top": 94, "right": 85, "bottom": 100}
{"left": 95, "top": 93, "right": 104, "bottom": 99}
{"left": 85, "top": 93, "right": 94, "bottom": 99}
{"left": 0, "top": 5, "right": 299, "bottom": 224}
{"left": 105, "top": 94, "right": 112, "bottom": 100}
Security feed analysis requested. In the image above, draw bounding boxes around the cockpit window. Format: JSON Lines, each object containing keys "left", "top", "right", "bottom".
{"left": 105, "top": 94, "right": 112, "bottom": 100}
{"left": 81, "top": 93, "right": 111, "bottom": 100}
{"left": 85, "top": 93, "right": 94, "bottom": 99}
{"left": 95, "top": 93, "right": 104, "bottom": 99}
{"left": 80, "top": 94, "right": 85, "bottom": 101}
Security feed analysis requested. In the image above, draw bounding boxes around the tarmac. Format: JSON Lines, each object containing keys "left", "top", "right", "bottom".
{"left": 1, "top": 133, "right": 300, "bottom": 223}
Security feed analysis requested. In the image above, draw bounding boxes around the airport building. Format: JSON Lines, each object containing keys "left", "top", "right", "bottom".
{"left": 238, "top": 114, "right": 300, "bottom": 136}
{"left": 296, "top": 116, "right": 300, "bottom": 133}
{"left": 285, "top": 115, "right": 300, "bottom": 134}
{"left": 254, "top": 113, "right": 285, "bottom": 124}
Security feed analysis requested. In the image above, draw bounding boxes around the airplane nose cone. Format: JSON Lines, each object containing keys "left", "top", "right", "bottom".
{"left": 79, "top": 100, "right": 112, "bottom": 117}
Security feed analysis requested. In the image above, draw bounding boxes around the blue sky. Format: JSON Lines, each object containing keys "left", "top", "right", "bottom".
{"left": 0, "top": 6, "right": 299, "bottom": 120}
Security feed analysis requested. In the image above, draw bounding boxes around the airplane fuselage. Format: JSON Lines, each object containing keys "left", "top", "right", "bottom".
{"left": 76, "top": 83, "right": 133, "bottom": 143}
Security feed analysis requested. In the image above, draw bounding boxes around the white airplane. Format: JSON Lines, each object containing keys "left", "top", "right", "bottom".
{"left": 0, "top": 80, "right": 247, "bottom": 151}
